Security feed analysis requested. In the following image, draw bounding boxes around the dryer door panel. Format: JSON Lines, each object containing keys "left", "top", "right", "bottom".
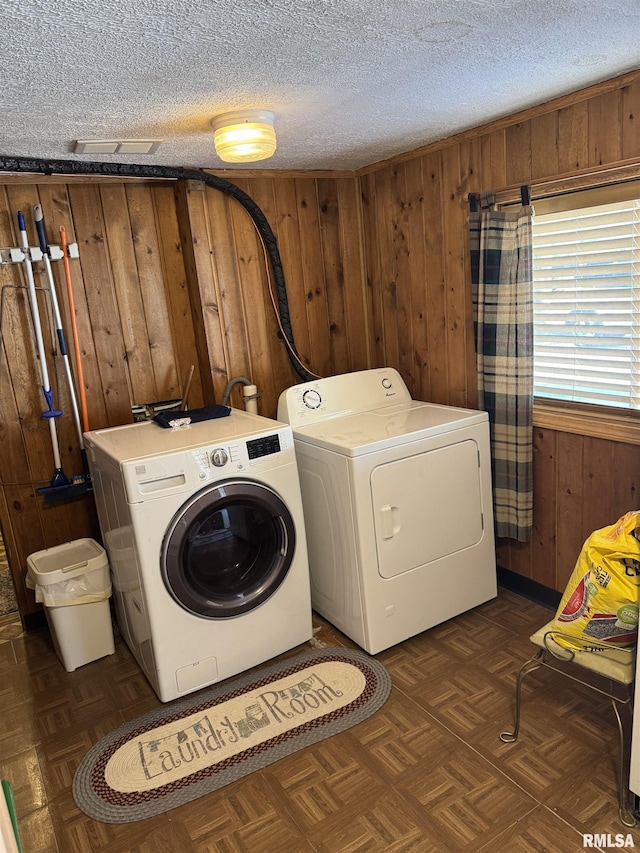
{"left": 371, "top": 439, "right": 484, "bottom": 579}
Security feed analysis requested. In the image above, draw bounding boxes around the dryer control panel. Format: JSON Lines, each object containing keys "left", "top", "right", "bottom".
{"left": 277, "top": 367, "right": 411, "bottom": 426}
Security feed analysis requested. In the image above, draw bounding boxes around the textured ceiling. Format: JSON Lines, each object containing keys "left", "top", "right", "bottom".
{"left": 1, "top": 0, "right": 638, "bottom": 172}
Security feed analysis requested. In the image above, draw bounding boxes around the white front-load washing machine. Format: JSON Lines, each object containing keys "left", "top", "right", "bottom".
{"left": 84, "top": 410, "right": 312, "bottom": 702}
{"left": 277, "top": 368, "right": 497, "bottom": 654}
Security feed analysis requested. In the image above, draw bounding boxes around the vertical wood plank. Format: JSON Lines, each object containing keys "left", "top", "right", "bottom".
{"left": 403, "top": 157, "right": 430, "bottom": 401}
{"left": 440, "top": 146, "right": 468, "bottom": 407}
{"left": 126, "top": 183, "right": 181, "bottom": 401}
{"left": 555, "top": 432, "right": 585, "bottom": 590}
{"left": 205, "top": 188, "right": 251, "bottom": 388}
{"left": 337, "top": 177, "right": 371, "bottom": 373}
{"left": 374, "top": 168, "right": 399, "bottom": 370}
{"left": 67, "top": 184, "right": 132, "bottom": 426}
{"left": 152, "top": 184, "right": 205, "bottom": 410}
{"left": 530, "top": 112, "right": 559, "bottom": 179}
{"left": 557, "top": 102, "right": 589, "bottom": 173}
{"left": 99, "top": 184, "right": 157, "bottom": 406}
{"left": 391, "top": 163, "right": 414, "bottom": 388}
{"left": 271, "top": 180, "right": 314, "bottom": 375}
{"left": 421, "top": 151, "right": 448, "bottom": 403}
{"left": 504, "top": 121, "right": 532, "bottom": 185}
{"left": 359, "top": 172, "right": 385, "bottom": 367}
{"left": 316, "top": 178, "right": 349, "bottom": 376}
{"left": 509, "top": 540, "right": 533, "bottom": 580}
{"left": 495, "top": 539, "right": 512, "bottom": 573}
{"left": 174, "top": 182, "right": 221, "bottom": 403}
{"left": 236, "top": 176, "right": 299, "bottom": 402}
{"left": 47, "top": 186, "right": 109, "bottom": 431}
{"left": 530, "top": 427, "right": 557, "bottom": 589}
{"left": 588, "top": 91, "right": 622, "bottom": 167}
{"left": 482, "top": 129, "right": 507, "bottom": 189}
{"left": 295, "top": 178, "right": 332, "bottom": 379}
{"left": 581, "top": 436, "right": 615, "bottom": 536}
{"left": 0, "top": 488, "right": 33, "bottom": 616}
{"left": 227, "top": 183, "right": 280, "bottom": 415}
{"left": 622, "top": 81, "right": 640, "bottom": 159}
{"left": 611, "top": 441, "right": 640, "bottom": 518}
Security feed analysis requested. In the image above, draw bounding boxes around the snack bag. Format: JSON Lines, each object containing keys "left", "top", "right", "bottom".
{"left": 553, "top": 511, "right": 640, "bottom": 650}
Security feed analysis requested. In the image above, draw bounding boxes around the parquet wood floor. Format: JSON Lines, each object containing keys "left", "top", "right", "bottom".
{"left": 1, "top": 588, "right": 638, "bottom": 852}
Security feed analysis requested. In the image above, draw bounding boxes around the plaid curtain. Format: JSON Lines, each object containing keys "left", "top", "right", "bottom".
{"left": 469, "top": 191, "right": 533, "bottom": 542}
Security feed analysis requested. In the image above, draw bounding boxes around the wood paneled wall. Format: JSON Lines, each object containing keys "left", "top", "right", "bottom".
{"left": 176, "top": 175, "right": 372, "bottom": 418}
{"left": 358, "top": 69, "right": 640, "bottom": 592}
{"left": 2, "top": 69, "right": 639, "bottom": 620}
{"left": 0, "top": 174, "right": 371, "bottom": 620}
{"left": 0, "top": 181, "right": 205, "bottom": 618}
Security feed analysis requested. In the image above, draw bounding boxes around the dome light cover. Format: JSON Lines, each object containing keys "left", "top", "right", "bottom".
{"left": 211, "top": 110, "right": 276, "bottom": 163}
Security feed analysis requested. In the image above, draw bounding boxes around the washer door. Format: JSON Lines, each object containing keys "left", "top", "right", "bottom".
{"left": 162, "top": 480, "right": 296, "bottom": 618}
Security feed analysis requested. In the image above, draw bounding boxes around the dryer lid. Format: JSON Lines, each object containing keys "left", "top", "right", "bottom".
{"left": 290, "top": 400, "right": 487, "bottom": 456}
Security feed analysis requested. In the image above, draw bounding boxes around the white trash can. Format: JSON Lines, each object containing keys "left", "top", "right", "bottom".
{"left": 26, "top": 538, "right": 115, "bottom": 672}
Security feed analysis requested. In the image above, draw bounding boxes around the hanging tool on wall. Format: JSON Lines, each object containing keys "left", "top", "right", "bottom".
{"left": 33, "top": 205, "right": 91, "bottom": 494}
{"left": 59, "top": 225, "right": 89, "bottom": 433}
{"left": 16, "top": 210, "right": 69, "bottom": 488}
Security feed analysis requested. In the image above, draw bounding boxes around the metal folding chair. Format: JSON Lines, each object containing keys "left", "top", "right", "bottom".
{"left": 500, "top": 620, "right": 637, "bottom": 827}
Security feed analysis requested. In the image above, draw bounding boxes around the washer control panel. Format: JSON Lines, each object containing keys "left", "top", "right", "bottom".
{"left": 210, "top": 448, "right": 229, "bottom": 467}
{"left": 122, "top": 426, "right": 295, "bottom": 500}
{"left": 197, "top": 429, "right": 292, "bottom": 477}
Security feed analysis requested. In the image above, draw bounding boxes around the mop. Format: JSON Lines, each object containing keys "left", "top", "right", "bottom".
{"left": 16, "top": 210, "right": 69, "bottom": 487}
{"left": 32, "top": 206, "right": 91, "bottom": 497}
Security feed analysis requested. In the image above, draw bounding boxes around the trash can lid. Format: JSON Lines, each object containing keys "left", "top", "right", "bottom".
{"left": 26, "top": 538, "right": 108, "bottom": 585}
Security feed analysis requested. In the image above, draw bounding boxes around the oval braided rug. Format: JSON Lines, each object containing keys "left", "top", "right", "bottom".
{"left": 73, "top": 646, "right": 391, "bottom": 823}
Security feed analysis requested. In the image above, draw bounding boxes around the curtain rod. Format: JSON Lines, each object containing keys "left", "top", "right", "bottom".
{"left": 473, "top": 157, "right": 640, "bottom": 206}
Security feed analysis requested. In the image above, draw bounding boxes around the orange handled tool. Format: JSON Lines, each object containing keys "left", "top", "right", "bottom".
{"left": 59, "top": 225, "right": 89, "bottom": 433}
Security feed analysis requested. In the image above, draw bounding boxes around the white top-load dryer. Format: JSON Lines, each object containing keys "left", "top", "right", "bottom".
{"left": 277, "top": 368, "right": 497, "bottom": 654}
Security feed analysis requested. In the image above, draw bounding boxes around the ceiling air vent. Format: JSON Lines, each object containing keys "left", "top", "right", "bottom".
{"left": 74, "top": 139, "right": 163, "bottom": 155}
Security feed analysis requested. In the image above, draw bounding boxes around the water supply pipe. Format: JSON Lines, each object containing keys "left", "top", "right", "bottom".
{"left": 221, "top": 376, "right": 261, "bottom": 414}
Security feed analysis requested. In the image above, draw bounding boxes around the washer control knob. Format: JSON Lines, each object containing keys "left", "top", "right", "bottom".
{"left": 382, "top": 377, "right": 392, "bottom": 389}
{"left": 303, "top": 389, "right": 322, "bottom": 409}
{"left": 211, "top": 448, "right": 229, "bottom": 467}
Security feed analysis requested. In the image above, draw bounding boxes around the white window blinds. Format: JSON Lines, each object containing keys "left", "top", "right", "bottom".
{"left": 532, "top": 196, "right": 640, "bottom": 408}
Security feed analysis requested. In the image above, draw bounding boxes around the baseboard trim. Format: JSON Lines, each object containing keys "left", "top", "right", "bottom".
{"left": 497, "top": 566, "right": 561, "bottom": 611}
{"left": 23, "top": 610, "right": 47, "bottom": 632}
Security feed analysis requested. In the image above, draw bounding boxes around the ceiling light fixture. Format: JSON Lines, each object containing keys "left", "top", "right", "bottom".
{"left": 211, "top": 110, "right": 276, "bottom": 163}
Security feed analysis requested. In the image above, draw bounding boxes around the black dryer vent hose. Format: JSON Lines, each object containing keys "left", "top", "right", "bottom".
{"left": 0, "top": 154, "right": 315, "bottom": 382}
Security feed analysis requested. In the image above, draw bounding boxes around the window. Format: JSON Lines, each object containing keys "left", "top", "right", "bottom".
{"left": 532, "top": 185, "right": 640, "bottom": 409}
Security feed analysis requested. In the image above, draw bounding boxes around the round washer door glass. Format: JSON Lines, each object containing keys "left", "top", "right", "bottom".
{"left": 162, "top": 480, "right": 296, "bottom": 618}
